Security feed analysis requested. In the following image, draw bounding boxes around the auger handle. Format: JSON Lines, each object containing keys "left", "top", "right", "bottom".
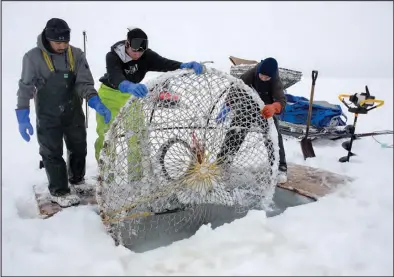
{"left": 360, "top": 99, "right": 384, "bottom": 109}
{"left": 338, "top": 94, "right": 353, "bottom": 102}
{"left": 363, "top": 99, "right": 385, "bottom": 112}
{"left": 338, "top": 94, "right": 352, "bottom": 108}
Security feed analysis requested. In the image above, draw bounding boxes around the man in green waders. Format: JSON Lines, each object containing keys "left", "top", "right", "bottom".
{"left": 15, "top": 18, "right": 112, "bottom": 207}
{"left": 95, "top": 27, "right": 203, "bottom": 180}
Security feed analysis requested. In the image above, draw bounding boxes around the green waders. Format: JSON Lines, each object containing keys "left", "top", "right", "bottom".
{"left": 95, "top": 84, "right": 146, "bottom": 180}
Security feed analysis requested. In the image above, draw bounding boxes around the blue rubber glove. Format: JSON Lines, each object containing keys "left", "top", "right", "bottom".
{"left": 180, "top": 61, "right": 203, "bottom": 75}
{"left": 88, "top": 96, "right": 112, "bottom": 124}
{"left": 119, "top": 80, "right": 148, "bottom": 98}
{"left": 216, "top": 104, "right": 231, "bottom": 124}
{"left": 15, "top": 109, "right": 34, "bottom": 142}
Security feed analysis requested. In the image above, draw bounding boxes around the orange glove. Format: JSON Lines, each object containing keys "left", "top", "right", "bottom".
{"left": 261, "top": 102, "right": 282, "bottom": 118}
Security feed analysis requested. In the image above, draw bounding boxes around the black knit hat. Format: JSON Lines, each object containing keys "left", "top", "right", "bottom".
{"left": 258, "top": 57, "right": 278, "bottom": 78}
{"left": 44, "top": 18, "right": 71, "bottom": 42}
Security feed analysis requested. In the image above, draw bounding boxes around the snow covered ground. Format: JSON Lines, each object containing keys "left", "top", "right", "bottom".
{"left": 2, "top": 1, "right": 393, "bottom": 276}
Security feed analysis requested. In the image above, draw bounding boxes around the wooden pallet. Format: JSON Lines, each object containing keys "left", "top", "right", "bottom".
{"left": 277, "top": 163, "right": 352, "bottom": 200}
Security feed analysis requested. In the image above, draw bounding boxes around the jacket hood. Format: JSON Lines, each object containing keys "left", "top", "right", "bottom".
{"left": 110, "top": 34, "right": 152, "bottom": 64}
{"left": 111, "top": 40, "right": 134, "bottom": 63}
{"left": 36, "top": 32, "right": 48, "bottom": 53}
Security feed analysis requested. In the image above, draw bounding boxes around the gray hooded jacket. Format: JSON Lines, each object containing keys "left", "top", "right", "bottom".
{"left": 16, "top": 33, "right": 98, "bottom": 109}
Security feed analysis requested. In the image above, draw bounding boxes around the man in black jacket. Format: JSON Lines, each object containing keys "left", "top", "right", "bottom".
{"left": 94, "top": 27, "right": 203, "bottom": 161}
{"left": 216, "top": 58, "right": 288, "bottom": 183}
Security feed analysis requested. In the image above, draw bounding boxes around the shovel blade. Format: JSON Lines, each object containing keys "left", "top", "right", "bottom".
{"left": 301, "top": 137, "right": 316, "bottom": 160}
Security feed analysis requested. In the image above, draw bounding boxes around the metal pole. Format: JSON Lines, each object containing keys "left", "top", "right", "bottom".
{"left": 83, "top": 30, "right": 89, "bottom": 129}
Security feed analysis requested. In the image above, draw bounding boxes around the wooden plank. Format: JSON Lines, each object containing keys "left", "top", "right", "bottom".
{"left": 277, "top": 163, "right": 352, "bottom": 200}
{"left": 229, "top": 56, "right": 258, "bottom": 66}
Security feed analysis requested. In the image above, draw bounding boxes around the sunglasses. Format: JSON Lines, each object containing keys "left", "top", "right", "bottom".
{"left": 127, "top": 38, "right": 148, "bottom": 52}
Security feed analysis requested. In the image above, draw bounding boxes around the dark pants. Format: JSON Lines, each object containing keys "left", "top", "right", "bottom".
{"left": 217, "top": 111, "right": 287, "bottom": 172}
{"left": 37, "top": 110, "right": 87, "bottom": 195}
{"left": 273, "top": 116, "right": 287, "bottom": 172}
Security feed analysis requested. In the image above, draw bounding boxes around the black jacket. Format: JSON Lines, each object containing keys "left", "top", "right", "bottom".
{"left": 99, "top": 40, "right": 182, "bottom": 89}
{"left": 240, "top": 65, "right": 286, "bottom": 111}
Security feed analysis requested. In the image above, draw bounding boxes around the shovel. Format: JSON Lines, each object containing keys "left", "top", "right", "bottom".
{"left": 301, "top": 70, "right": 318, "bottom": 160}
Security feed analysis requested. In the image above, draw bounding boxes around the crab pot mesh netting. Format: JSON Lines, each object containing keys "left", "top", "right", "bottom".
{"left": 97, "top": 67, "right": 279, "bottom": 251}
{"left": 230, "top": 64, "right": 303, "bottom": 90}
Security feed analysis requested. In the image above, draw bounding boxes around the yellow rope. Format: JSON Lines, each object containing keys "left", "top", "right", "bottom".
{"left": 67, "top": 47, "right": 74, "bottom": 72}
{"left": 41, "top": 47, "right": 74, "bottom": 72}
{"left": 42, "top": 51, "right": 54, "bottom": 72}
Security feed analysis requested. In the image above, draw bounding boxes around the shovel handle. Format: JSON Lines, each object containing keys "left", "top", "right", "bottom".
{"left": 312, "top": 70, "right": 318, "bottom": 85}
{"left": 305, "top": 70, "right": 318, "bottom": 136}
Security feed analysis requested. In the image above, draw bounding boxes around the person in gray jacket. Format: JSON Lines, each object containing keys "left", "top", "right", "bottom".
{"left": 15, "top": 18, "right": 111, "bottom": 207}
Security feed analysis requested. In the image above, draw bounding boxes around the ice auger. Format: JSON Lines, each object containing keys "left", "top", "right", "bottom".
{"left": 338, "top": 85, "right": 384, "bottom": 162}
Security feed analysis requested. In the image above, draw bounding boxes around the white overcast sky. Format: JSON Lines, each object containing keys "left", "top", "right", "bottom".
{"left": 3, "top": 1, "right": 393, "bottom": 79}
